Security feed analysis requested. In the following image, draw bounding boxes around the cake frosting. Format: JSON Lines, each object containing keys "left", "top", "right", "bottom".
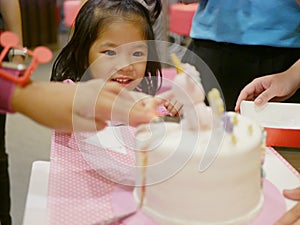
{"left": 133, "top": 62, "right": 265, "bottom": 225}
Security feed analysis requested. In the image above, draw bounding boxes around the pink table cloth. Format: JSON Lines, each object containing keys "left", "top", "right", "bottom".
{"left": 47, "top": 128, "right": 300, "bottom": 225}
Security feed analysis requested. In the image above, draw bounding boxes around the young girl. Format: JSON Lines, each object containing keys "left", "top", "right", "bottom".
{"left": 47, "top": 4, "right": 165, "bottom": 219}
{"left": 51, "top": 0, "right": 162, "bottom": 96}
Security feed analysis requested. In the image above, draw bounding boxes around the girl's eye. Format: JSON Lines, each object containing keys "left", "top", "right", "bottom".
{"left": 104, "top": 50, "right": 116, "bottom": 56}
{"left": 133, "top": 51, "right": 145, "bottom": 57}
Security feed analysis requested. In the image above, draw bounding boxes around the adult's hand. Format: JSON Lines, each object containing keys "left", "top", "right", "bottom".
{"left": 235, "top": 59, "right": 300, "bottom": 112}
{"left": 11, "top": 79, "right": 160, "bottom": 132}
{"left": 275, "top": 187, "right": 300, "bottom": 225}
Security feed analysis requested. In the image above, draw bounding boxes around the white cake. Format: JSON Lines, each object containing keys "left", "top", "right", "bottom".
{"left": 133, "top": 62, "right": 265, "bottom": 225}
{"left": 134, "top": 112, "right": 264, "bottom": 225}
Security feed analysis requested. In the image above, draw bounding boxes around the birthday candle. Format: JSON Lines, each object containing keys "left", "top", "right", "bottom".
{"left": 171, "top": 53, "right": 184, "bottom": 74}
{"left": 139, "top": 149, "right": 148, "bottom": 208}
{"left": 207, "top": 88, "right": 224, "bottom": 118}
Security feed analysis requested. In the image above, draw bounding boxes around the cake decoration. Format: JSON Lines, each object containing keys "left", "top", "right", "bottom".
{"left": 221, "top": 113, "right": 233, "bottom": 133}
{"left": 231, "top": 133, "right": 237, "bottom": 145}
{"left": 171, "top": 53, "right": 184, "bottom": 74}
{"left": 232, "top": 114, "right": 239, "bottom": 125}
{"left": 221, "top": 113, "right": 238, "bottom": 145}
{"left": 207, "top": 88, "right": 224, "bottom": 119}
{"left": 171, "top": 54, "right": 211, "bottom": 131}
{"left": 248, "top": 125, "right": 254, "bottom": 135}
{"left": 169, "top": 54, "right": 263, "bottom": 146}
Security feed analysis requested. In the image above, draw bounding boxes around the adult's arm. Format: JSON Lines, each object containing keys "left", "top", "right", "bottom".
{"left": 10, "top": 79, "right": 159, "bottom": 132}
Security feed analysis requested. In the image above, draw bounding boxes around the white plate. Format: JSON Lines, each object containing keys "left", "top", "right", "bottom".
{"left": 240, "top": 101, "right": 300, "bottom": 129}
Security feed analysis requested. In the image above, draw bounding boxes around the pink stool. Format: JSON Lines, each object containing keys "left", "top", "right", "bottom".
{"left": 169, "top": 3, "right": 199, "bottom": 36}
{"left": 63, "top": 0, "right": 81, "bottom": 27}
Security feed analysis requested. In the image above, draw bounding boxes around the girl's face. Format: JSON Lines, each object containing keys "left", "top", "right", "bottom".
{"left": 89, "top": 21, "right": 148, "bottom": 89}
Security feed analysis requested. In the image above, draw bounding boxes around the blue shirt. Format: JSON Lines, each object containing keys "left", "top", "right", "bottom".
{"left": 190, "top": 0, "right": 300, "bottom": 48}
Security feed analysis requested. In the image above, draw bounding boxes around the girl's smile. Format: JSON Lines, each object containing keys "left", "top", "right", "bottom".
{"left": 110, "top": 75, "right": 135, "bottom": 86}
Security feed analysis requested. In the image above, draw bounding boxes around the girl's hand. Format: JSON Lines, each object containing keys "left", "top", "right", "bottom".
{"left": 155, "top": 90, "right": 183, "bottom": 117}
{"left": 163, "top": 99, "right": 183, "bottom": 117}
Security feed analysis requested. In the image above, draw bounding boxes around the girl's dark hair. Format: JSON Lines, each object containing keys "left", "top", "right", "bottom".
{"left": 51, "top": 0, "right": 162, "bottom": 95}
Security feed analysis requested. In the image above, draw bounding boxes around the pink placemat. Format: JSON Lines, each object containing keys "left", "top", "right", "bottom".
{"left": 47, "top": 129, "right": 136, "bottom": 225}
{"left": 248, "top": 179, "right": 286, "bottom": 225}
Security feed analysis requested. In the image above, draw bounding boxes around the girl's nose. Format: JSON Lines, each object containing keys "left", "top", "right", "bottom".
{"left": 117, "top": 55, "right": 134, "bottom": 73}
{"left": 119, "top": 63, "right": 134, "bottom": 73}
